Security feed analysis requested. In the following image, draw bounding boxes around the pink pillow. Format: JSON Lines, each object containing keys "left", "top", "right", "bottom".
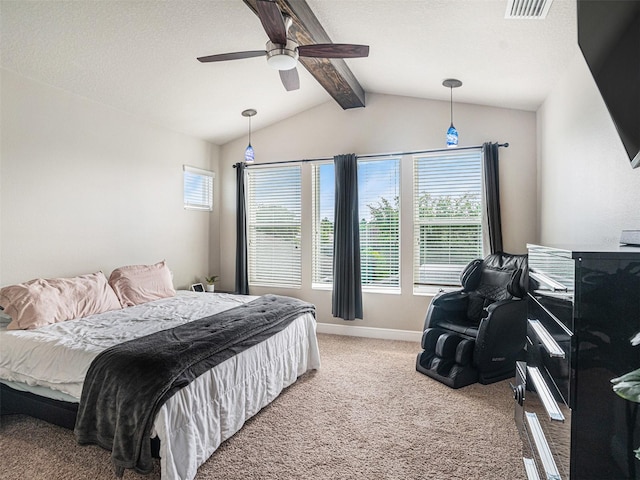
{"left": 0, "top": 272, "right": 122, "bottom": 330}
{"left": 108, "top": 261, "right": 176, "bottom": 307}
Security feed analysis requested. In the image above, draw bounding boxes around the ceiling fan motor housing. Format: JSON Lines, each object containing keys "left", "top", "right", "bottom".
{"left": 266, "top": 39, "right": 299, "bottom": 70}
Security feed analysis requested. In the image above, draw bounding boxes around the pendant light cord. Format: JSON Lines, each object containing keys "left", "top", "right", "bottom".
{"left": 450, "top": 86, "right": 453, "bottom": 125}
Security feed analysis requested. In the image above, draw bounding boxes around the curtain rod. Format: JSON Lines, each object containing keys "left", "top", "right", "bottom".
{"left": 233, "top": 143, "right": 508, "bottom": 168}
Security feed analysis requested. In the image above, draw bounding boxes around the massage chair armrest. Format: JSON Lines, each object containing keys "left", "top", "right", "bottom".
{"left": 424, "top": 290, "right": 469, "bottom": 330}
{"left": 483, "top": 298, "right": 527, "bottom": 325}
{"left": 474, "top": 298, "right": 527, "bottom": 365}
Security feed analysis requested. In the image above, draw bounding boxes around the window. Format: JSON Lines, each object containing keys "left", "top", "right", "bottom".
{"left": 247, "top": 166, "right": 302, "bottom": 287}
{"left": 413, "top": 150, "right": 483, "bottom": 289}
{"left": 312, "top": 162, "right": 335, "bottom": 286}
{"left": 312, "top": 158, "right": 401, "bottom": 291}
{"left": 183, "top": 165, "right": 214, "bottom": 211}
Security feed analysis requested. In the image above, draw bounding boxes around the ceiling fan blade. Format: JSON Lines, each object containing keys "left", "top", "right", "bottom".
{"left": 197, "top": 50, "right": 266, "bottom": 63}
{"left": 279, "top": 68, "right": 300, "bottom": 91}
{"left": 256, "top": 0, "right": 287, "bottom": 45}
{"left": 298, "top": 44, "right": 370, "bottom": 59}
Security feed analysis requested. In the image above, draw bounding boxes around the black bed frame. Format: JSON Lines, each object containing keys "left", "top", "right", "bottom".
{"left": 0, "top": 383, "right": 77, "bottom": 429}
{"left": 0, "top": 383, "right": 160, "bottom": 456}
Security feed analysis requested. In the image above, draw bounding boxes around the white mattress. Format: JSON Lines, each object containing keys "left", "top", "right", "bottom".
{"left": 0, "top": 291, "right": 320, "bottom": 480}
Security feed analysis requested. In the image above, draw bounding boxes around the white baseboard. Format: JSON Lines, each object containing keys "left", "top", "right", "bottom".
{"left": 316, "top": 322, "right": 422, "bottom": 342}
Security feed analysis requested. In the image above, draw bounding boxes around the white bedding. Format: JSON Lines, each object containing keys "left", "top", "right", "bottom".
{"left": 0, "top": 291, "right": 320, "bottom": 480}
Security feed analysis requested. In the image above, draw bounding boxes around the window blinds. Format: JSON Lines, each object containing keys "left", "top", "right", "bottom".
{"left": 247, "top": 166, "right": 302, "bottom": 287}
{"left": 413, "top": 150, "right": 483, "bottom": 287}
{"left": 358, "top": 158, "right": 401, "bottom": 289}
{"left": 312, "top": 163, "right": 335, "bottom": 286}
{"left": 312, "top": 158, "right": 400, "bottom": 290}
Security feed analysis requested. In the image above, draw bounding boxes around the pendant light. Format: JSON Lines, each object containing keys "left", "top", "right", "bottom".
{"left": 242, "top": 109, "right": 257, "bottom": 163}
{"left": 443, "top": 79, "right": 462, "bottom": 148}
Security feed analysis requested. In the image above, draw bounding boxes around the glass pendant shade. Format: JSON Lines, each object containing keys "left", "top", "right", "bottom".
{"left": 244, "top": 143, "right": 255, "bottom": 163}
{"left": 446, "top": 123, "right": 459, "bottom": 148}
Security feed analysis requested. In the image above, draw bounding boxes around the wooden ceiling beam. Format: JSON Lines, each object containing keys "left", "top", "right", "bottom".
{"left": 242, "top": 0, "right": 366, "bottom": 109}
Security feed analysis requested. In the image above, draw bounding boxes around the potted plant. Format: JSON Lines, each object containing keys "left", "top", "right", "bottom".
{"left": 204, "top": 275, "right": 218, "bottom": 292}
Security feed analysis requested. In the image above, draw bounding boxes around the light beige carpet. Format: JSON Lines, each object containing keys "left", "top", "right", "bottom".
{"left": 0, "top": 333, "right": 526, "bottom": 480}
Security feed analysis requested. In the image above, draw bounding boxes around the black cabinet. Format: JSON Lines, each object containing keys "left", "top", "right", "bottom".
{"left": 515, "top": 244, "right": 640, "bottom": 479}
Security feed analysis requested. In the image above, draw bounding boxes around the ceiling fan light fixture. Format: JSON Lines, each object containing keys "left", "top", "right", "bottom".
{"left": 267, "top": 54, "right": 297, "bottom": 70}
{"left": 443, "top": 78, "right": 462, "bottom": 148}
{"left": 242, "top": 109, "right": 257, "bottom": 163}
{"left": 266, "top": 40, "right": 299, "bottom": 70}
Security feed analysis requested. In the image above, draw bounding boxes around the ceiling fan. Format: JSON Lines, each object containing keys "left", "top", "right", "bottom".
{"left": 197, "top": 0, "right": 369, "bottom": 91}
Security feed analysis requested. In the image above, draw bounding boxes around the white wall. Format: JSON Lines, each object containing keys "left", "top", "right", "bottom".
{"left": 0, "top": 69, "right": 219, "bottom": 288}
{"left": 219, "top": 93, "right": 537, "bottom": 332}
{"left": 537, "top": 53, "right": 640, "bottom": 245}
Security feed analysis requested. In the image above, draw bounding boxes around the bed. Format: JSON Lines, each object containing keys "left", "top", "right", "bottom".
{"left": 0, "top": 267, "right": 320, "bottom": 480}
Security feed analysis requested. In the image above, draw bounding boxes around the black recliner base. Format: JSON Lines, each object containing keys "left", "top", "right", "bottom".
{"left": 415, "top": 328, "right": 479, "bottom": 389}
{"left": 478, "top": 365, "right": 517, "bottom": 385}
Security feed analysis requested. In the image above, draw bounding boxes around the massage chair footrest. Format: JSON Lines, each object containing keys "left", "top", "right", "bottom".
{"left": 415, "top": 329, "right": 479, "bottom": 389}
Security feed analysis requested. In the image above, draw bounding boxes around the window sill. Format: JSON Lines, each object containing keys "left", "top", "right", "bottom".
{"left": 363, "top": 287, "right": 401, "bottom": 295}
{"left": 311, "top": 284, "right": 402, "bottom": 295}
{"left": 248, "top": 283, "right": 302, "bottom": 290}
{"left": 413, "top": 285, "right": 461, "bottom": 296}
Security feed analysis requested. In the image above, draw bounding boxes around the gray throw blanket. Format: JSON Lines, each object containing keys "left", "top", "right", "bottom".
{"left": 74, "top": 294, "right": 315, "bottom": 477}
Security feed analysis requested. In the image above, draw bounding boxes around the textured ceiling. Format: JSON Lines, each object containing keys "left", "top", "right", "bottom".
{"left": 0, "top": 0, "right": 579, "bottom": 145}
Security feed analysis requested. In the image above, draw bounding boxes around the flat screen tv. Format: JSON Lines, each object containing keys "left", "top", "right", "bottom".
{"left": 577, "top": 0, "right": 640, "bottom": 169}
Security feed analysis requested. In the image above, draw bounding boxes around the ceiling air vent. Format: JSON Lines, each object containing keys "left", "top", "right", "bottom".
{"left": 505, "top": 0, "right": 553, "bottom": 19}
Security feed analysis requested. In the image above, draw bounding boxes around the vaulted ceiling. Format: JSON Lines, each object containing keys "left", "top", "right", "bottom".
{"left": 0, "top": 0, "right": 579, "bottom": 145}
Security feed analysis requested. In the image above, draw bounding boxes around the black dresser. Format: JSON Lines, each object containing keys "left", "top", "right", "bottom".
{"left": 514, "top": 244, "right": 640, "bottom": 479}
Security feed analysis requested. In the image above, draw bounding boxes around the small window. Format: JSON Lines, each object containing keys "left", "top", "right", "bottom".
{"left": 183, "top": 165, "right": 214, "bottom": 211}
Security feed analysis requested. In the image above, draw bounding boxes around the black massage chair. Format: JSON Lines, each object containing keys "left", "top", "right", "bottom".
{"left": 416, "top": 252, "right": 528, "bottom": 388}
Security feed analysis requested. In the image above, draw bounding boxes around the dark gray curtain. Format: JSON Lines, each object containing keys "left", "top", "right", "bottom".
{"left": 234, "top": 162, "right": 249, "bottom": 295}
{"left": 332, "top": 154, "right": 363, "bottom": 320}
{"left": 482, "top": 142, "right": 503, "bottom": 253}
